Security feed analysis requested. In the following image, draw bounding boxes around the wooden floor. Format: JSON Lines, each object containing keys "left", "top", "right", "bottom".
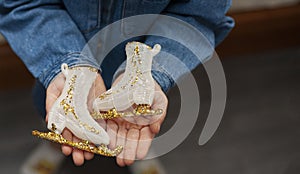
{"left": 0, "top": 4, "right": 300, "bottom": 89}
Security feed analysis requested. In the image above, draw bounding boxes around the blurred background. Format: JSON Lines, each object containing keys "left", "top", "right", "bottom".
{"left": 0, "top": 0, "right": 299, "bottom": 173}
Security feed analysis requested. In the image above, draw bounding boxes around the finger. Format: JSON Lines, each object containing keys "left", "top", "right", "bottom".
{"left": 87, "top": 75, "right": 106, "bottom": 112}
{"left": 116, "top": 127, "right": 127, "bottom": 167}
{"left": 94, "top": 75, "right": 106, "bottom": 95}
{"left": 137, "top": 127, "right": 154, "bottom": 159}
{"left": 84, "top": 150, "right": 94, "bottom": 161}
{"left": 96, "top": 119, "right": 107, "bottom": 130}
{"left": 61, "top": 129, "right": 73, "bottom": 156}
{"left": 149, "top": 91, "right": 168, "bottom": 134}
{"left": 124, "top": 128, "right": 139, "bottom": 166}
{"left": 45, "top": 114, "right": 49, "bottom": 123}
{"left": 45, "top": 74, "right": 65, "bottom": 111}
{"left": 45, "top": 92, "right": 59, "bottom": 112}
{"left": 150, "top": 111, "right": 167, "bottom": 134}
{"left": 72, "top": 136, "right": 85, "bottom": 166}
{"left": 45, "top": 92, "right": 59, "bottom": 122}
{"left": 150, "top": 122, "right": 161, "bottom": 134}
{"left": 107, "top": 120, "right": 118, "bottom": 149}
{"left": 45, "top": 74, "right": 65, "bottom": 121}
{"left": 112, "top": 74, "right": 124, "bottom": 86}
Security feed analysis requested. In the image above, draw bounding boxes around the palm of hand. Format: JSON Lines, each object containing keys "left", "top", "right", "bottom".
{"left": 107, "top": 74, "right": 168, "bottom": 166}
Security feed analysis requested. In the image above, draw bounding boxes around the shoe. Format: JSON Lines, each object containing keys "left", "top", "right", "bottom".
{"left": 32, "top": 64, "right": 122, "bottom": 156}
{"left": 47, "top": 64, "right": 110, "bottom": 145}
{"left": 93, "top": 41, "right": 162, "bottom": 119}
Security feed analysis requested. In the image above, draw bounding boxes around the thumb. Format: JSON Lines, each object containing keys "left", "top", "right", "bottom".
{"left": 45, "top": 73, "right": 65, "bottom": 121}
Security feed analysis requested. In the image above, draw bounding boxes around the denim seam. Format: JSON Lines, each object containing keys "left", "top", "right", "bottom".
{"left": 81, "top": 1, "right": 101, "bottom": 33}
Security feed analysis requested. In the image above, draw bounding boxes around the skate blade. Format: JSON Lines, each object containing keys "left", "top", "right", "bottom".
{"left": 32, "top": 130, "right": 122, "bottom": 157}
{"left": 92, "top": 104, "right": 163, "bottom": 119}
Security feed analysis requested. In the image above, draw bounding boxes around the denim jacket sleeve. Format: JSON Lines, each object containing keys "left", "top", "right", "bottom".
{"left": 113, "top": 0, "right": 234, "bottom": 93}
{"left": 0, "top": 0, "right": 100, "bottom": 88}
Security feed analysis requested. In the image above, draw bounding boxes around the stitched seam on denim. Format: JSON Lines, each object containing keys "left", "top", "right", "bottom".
{"left": 120, "top": 0, "right": 127, "bottom": 37}
{"left": 81, "top": 1, "right": 101, "bottom": 33}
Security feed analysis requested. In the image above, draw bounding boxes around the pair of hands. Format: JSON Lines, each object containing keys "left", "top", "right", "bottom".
{"left": 46, "top": 72, "right": 168, "bottom": 166}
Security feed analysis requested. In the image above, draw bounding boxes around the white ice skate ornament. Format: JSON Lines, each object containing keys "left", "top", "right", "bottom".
{"left": 32, "top": 64, "right": 122, "bottom": 157}
{"left": 92, "top": 41, "right": 163, "bottom": 119}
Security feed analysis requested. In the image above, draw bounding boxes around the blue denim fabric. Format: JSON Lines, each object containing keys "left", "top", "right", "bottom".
{"left": 0, "top": 0, "right": 234, "bottom": 93}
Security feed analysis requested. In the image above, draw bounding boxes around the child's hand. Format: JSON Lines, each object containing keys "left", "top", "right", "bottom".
{"left": 107, "top": 74, "right": 168, "bottom": 166}
{"left": 46, "top": 72, "right": 107, "bottom": 166}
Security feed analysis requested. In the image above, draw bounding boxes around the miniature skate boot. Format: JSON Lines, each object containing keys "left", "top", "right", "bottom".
{"left": 32, "top": 64, "right": 122, "bottom": 156}
{"left": 93, "top": 42, "right": 163, "bottom": 119}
